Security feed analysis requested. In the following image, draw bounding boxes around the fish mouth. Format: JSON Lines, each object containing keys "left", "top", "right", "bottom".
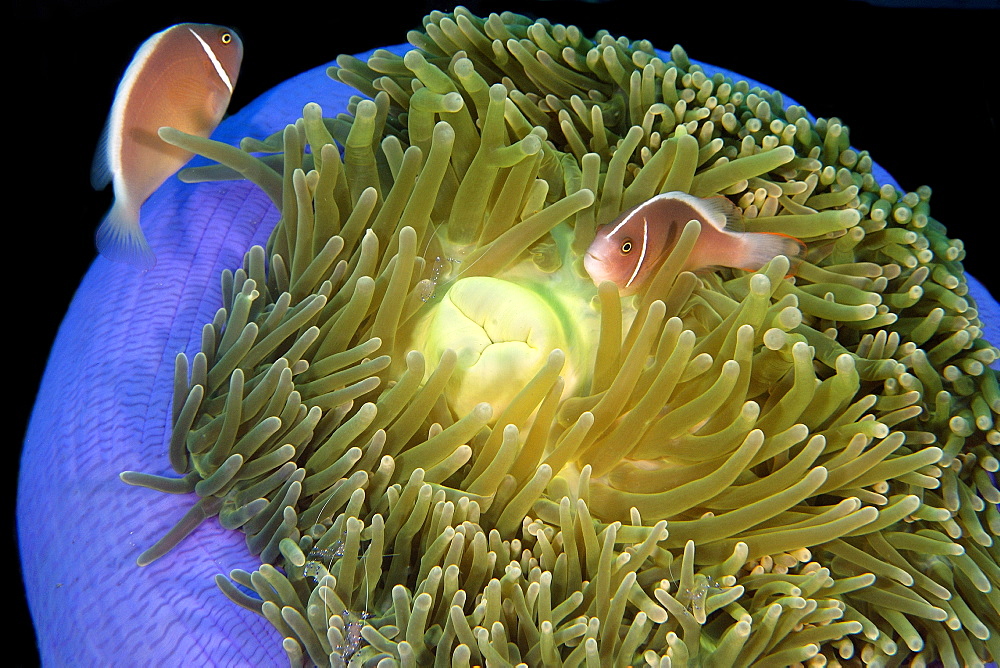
{"left": 582, "top": 252, "right": 606, "bottom": 285}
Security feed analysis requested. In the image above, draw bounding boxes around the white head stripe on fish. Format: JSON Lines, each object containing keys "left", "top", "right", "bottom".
{"left": 187, "top": 27, "right": 234, "bottom": 93}
{"left": 604, "top": 205, "right": 641, "bottom": 239}
{"left": 625, "top": 218, "right": 649, "bottom": 288}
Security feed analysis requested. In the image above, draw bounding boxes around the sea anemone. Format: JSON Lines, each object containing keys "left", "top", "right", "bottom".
{"left": 22, "top": 7, "right": 1000, "bottom": 666}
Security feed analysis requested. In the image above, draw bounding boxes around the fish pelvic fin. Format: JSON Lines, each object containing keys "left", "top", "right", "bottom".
{"left": 95, "top": 201, "right": 156, "bottom": 269}
{"left": 737, "top": 232, "right": 805, "bottom": 274}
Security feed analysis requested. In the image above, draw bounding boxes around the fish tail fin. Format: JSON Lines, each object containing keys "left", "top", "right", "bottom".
{"left": 95, "top": 201, "right": 156, "bottom": 269}
{"left": 737, "top": 232, "right": 806, "bottom": 273}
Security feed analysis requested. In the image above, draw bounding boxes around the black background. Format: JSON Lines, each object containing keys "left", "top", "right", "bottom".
{"left": 12, "top": 0, "right": 998, "bottom": 664}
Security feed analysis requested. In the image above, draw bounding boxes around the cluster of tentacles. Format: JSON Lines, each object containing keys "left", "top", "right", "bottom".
{"left": 123, "top": 8, "right": 1000, "bottom": 667}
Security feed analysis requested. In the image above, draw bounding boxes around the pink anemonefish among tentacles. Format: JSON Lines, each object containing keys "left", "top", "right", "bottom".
{"left": 584, "top": 191, "right": 806, "bottom": 295}
{"left": 91, "top": 23, "right": 244, "bottom": 268}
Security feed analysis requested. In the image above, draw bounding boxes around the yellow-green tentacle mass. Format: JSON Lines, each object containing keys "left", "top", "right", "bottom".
{"left": 123, "top": 8, "right": 1000, "bottom": 667}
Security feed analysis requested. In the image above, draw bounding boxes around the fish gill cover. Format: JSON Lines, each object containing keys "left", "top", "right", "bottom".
{"left": 123, "top": 8, "right": 1000, "bottom": 666}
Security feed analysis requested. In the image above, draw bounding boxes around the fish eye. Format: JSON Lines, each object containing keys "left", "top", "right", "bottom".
{"left": 221, "top": 32, "right": 232, "bottom": 44}
{"left": 620, "top": 239, "right": 633, "bottom": 254}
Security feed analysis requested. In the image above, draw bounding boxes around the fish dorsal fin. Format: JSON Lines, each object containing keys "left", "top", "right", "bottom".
{"left": 704, "top": 195, "right": 743, "bottom": 231}
{"left": 661, "top": 191, "right": 742, "bottom": 231}
{"left": 91, "top": 115, "right": 113, "bottom": 190}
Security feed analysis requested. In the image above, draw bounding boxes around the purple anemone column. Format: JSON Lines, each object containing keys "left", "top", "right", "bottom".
{"left": 17, "top": 51, "right": 373, "bottom": 666}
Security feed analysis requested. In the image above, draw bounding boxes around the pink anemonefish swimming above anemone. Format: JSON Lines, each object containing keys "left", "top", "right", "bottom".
{"left": 584, "top": 191, "right": 806, "bottom": 295}
{"left": 91, "top": 23, "right": 244, "bottom": 268}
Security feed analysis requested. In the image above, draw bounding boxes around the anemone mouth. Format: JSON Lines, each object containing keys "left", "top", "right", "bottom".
{"left": 122, "top": 8, "right": 999, "bottom": 666}
{"left": 409, "top": 275, "right": 584, "bottom": 420}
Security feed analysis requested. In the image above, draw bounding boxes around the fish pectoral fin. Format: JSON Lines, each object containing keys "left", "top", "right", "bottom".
{"left": 162, "top": 74, "right": 230, "bottom": 129}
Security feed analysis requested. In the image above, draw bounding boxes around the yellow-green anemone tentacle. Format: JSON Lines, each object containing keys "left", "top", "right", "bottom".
{"left": 126, "top": 7, "right": 1000, "bottom": 666}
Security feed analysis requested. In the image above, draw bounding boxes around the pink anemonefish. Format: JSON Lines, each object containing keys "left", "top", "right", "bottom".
{"left": 584, "top": 191, "right": 805, "bottom": 295}
{"left": 91, "top": 23, "right": 244, "bottom": 268}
